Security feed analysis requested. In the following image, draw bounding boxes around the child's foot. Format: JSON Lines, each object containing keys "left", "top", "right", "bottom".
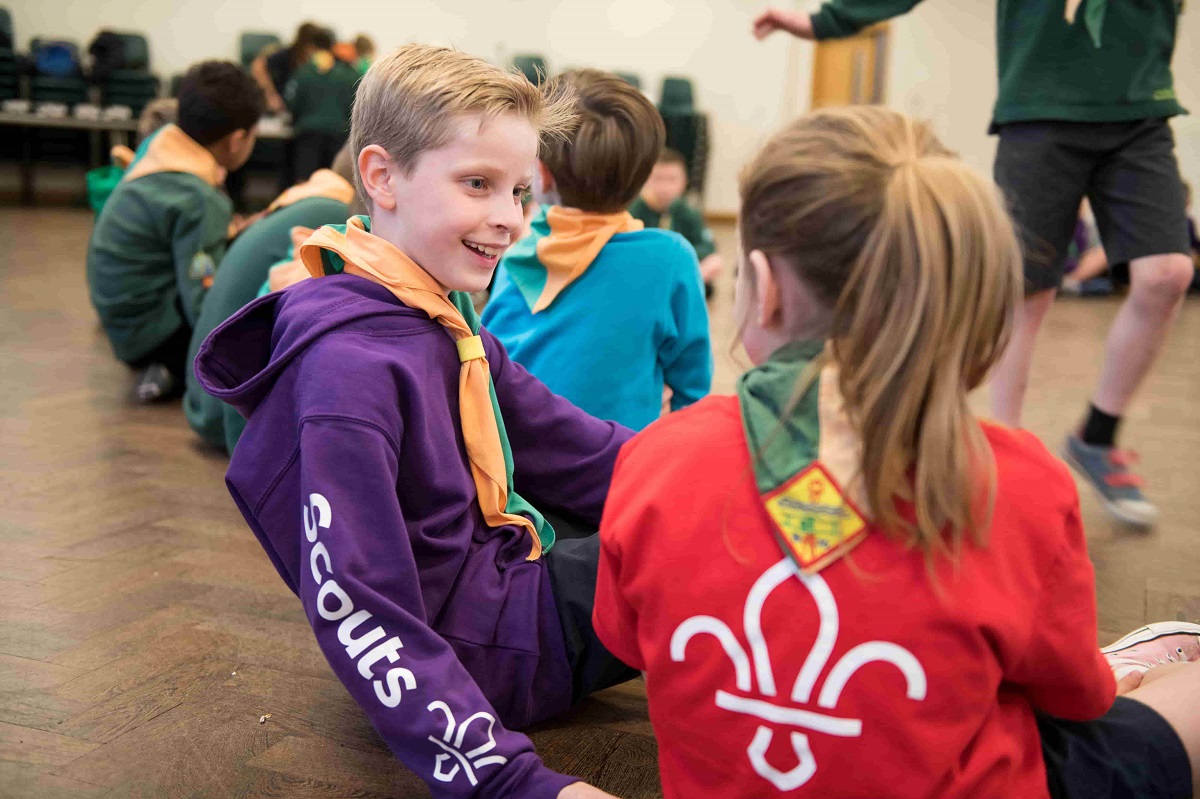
{"left": 1102, "top": 622, "right": 1200, "bottom": 682}
{"left": 133, "top": 363, "right": 178, "bottom": 403}
{"left": 1061, "top": 434, "right": 1158, "bottom": 527}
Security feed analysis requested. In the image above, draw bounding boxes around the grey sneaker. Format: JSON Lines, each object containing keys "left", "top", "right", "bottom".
{"left": 133, "top": 363, "right": 178, "bottom": 404}
{"left": 1062, "top": 434, "right": 1158, "bottom": 526}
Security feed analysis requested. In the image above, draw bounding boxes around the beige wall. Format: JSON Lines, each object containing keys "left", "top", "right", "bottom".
{"left": 12, "top": 1, "right": 1198, "bottom": 213}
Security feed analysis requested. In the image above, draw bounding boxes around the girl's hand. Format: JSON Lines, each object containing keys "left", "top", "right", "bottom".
{"left": 752, "top": 8, "right": 816, "bottom": 40}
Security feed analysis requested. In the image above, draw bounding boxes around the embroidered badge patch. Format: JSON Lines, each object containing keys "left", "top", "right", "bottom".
{"left": 763, "top": 461, "right": 867, "bottom": 573}
{"left": 189, "top": 252, "right": 216, "bottom": 284}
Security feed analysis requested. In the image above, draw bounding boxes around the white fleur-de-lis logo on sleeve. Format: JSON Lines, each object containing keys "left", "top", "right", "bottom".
{"left": 426, "top": 702, "right": 509, "bottom": 786}
{"left": 670, "top": 557, "right": 927, "bottom": 791}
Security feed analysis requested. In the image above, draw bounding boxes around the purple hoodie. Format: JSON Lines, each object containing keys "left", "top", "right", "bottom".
{"left": 195, "top": 273, "right": 633, "bottom": 799}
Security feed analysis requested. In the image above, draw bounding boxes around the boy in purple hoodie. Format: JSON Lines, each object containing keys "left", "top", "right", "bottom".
{"left": 195, "top": 45, "right": 635, "bottom": 799}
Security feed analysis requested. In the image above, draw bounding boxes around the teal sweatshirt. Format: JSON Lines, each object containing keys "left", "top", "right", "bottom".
{"left": 810, "top": 0, "right": 1186, "bottom": 126}
{"left": 184, "top": 196, "right": 350, "bottom": 453}
{"left": 481, "top": 207, "right": 713, "bottom": 431}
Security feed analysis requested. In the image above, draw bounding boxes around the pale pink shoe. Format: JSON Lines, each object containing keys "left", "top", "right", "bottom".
{"left": 1102, "top": 621, "right": 1200, "bottom": 681}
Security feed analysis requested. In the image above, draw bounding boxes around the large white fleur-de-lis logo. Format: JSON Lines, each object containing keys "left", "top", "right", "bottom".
{"left": 426, "top": 702, "right": 509, "bottom": 786}
{"left": 670, "top": 557, "right": 927, "bottom": 791}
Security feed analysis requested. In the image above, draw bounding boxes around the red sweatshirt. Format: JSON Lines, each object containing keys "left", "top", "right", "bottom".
{"left": 594, "top": 396, "right": 1115, "bottom": 799}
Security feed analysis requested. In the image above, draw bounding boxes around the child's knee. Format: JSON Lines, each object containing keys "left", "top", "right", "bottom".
{"left": 1130, "top": 253, "right": 1194, "bottom": 302}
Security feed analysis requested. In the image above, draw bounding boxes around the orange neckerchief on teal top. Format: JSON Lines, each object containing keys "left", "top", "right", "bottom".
{"left": 502, "top": 206, "right": 642, "bottom": 314}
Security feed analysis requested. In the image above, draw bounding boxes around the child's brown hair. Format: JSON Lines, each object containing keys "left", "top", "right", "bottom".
{"left": 539, "top": 69, "right": 665, "bottom": 213}
{"left": 739, "top": 105, "right": 1022, "bottom": 556}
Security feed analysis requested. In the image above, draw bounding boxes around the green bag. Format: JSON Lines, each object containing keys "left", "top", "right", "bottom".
{"left": 85, "top": 164, "right": 124, "bottom": 215}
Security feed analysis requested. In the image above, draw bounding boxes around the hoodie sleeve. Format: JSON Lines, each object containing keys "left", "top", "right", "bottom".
{"left": 809, "top": 0, "right": 925, "bottom": 39}
{"left": 659, "top": 247, "right": 713, "bottom": 413}
{"left": 483, "top": 330, "right": 634, "bottom": 528}
{"left": 295, "top": 415, "right": 577, "bottom": 799}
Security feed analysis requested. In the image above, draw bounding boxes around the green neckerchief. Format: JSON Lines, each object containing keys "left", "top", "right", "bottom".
{"left": 737, "top": 339, "right": 869, "bottom": 573}
{"left": 311, "top": 215, "right": 555, "bottom": 553}
{"left": 737, "top": 339, "right": 826, "bottom": 494}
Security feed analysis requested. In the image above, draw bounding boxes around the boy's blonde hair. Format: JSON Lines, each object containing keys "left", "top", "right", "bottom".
{"left": 349, "top": 45, "right": 577, "bottom": 205}
{"left": 739, "top": 106, "right": 1022, "bottom": 558}
{"left": 539, "top": 69, "right": 665, "bottom": 213}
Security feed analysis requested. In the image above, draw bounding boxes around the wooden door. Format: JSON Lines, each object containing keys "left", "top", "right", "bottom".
{"left": 811, "top": 24, "right": 890, "bottom": 108}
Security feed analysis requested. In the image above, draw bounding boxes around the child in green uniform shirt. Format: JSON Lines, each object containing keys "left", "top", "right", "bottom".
{"left": 86, "top": 61, "right": 263, "bottom": 403}
{"left": 628, "top": 148, "right": 723, "bottom": 294}
{"left": 754, "top": 0, "right": 1193, "bottom": 525}
{"left": 285, "top": 28, "right": 359, "bottom": 183}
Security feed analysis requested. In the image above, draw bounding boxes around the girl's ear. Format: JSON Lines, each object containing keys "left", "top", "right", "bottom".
{"left": 748, "top": 249, "right": 784, "bottom": 331}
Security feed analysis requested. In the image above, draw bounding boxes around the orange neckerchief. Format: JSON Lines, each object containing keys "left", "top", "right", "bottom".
{"left": 121, "top": 124, "right": 223, "bottom": 187}
{"left": 110, "top": 144, "right": 135, "bottom": 170}
{"left": 299, "top": 217, "right": 543, "bottom": 559}
{"left": 266, "top": 169, "right": 356, "bottom": 214}
{"left": 532, "top": 207, "right": 642, "bottom": 312}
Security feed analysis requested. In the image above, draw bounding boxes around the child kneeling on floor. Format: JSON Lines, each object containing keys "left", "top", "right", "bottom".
{"left": 87, "top": 61, "right": 263, "bottom": 402}
{"left": 594, "top": 106, "right": 1200, "bottom": 799}
{"left": 196, "top": 45, "right": 638, "bottom": 799}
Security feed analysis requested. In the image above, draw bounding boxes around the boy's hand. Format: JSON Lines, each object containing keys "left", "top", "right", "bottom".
{"left": 752, "top": 7, "right": 816, "bottom": 40}
{"left": 557, "top": 782, "right": 622, "bottom": 799}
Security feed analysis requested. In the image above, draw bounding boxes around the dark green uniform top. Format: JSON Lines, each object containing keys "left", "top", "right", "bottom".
{"left": 810, "top": 0, "right": 1186, "bottom": 126}
{"left": 627, "top": 196, "right": 716, "bottom": 260}
{"left": 86, "top": 172, "right": 231, "bottom": 363}
{"left": 183, "top": 196, "right": 351, "bottom": 454}
{"left": 284, "top": 58, "right": 359, "bottom": 136}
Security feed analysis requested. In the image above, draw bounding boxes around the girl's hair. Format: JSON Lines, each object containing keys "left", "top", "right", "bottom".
{"left": 289, "top": 22, "right": 323, "bottom": 71}
{"left": 739, "top": 105, "right": 1022, "bottom": 556}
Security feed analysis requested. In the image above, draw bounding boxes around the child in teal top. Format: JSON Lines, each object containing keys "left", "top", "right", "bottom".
{"left": 86, "top": 61, "right": 263, "bottom": 402}
{"left": 482, "top": 70, "right": 712, "bottom": 431}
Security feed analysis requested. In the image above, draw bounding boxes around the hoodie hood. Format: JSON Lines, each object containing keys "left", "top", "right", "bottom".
{"left": 194, "top": 273, "right": 430, "bottom": 418}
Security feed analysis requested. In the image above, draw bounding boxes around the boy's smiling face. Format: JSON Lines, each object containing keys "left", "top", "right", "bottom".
{"left": 365, "top": 112, "right": 538, "bottom": 293}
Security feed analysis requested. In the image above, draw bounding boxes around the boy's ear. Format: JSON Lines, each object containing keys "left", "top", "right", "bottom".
{"left": 535, "top": 160, "right": 556, "bottom": 193}
{"left": 748, "top": 249, "right": 784, "bottom": 331}
{"left": 358, "top": 144, "right": 396, "bottom": 211}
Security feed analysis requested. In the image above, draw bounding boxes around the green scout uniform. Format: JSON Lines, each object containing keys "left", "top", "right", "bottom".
{"left": 86, "top": 124, "right": 231, "bottom": 364}
{"left": 809, "top": 0, "right": 1185, "bottom": 125}
{"left": 627, "top": 196, "right": 716, "bottom": 260}
{"left": 284, "top": 54, "right": 359, "bottom": 136}
{"left": 184, "top": 195, "right": 351, "bottom": 453}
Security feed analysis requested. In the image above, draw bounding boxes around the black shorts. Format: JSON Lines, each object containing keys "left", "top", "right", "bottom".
{"left": 1040, "top": 696, "right": 1192, "bottom": 799}
{"left": 543, "top": 525, "right": 639, "bottom": 705}
{"left": 994, "top": 119, "right": 1190, "bottom": 293}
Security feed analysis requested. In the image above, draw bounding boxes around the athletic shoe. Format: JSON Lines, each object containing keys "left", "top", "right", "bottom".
{"left": 1062, "top": 434, "right": 1158, "bottom": 526}
{"left": 1102, "top": 621, "right": 1200, "bottom": 681}
{"left": 133, "top": 363, "right": 178, "bottom": 404}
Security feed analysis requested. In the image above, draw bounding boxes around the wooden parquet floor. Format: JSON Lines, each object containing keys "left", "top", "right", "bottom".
{"left": 2, "top": 207, "right": 1199, "bottom": 798}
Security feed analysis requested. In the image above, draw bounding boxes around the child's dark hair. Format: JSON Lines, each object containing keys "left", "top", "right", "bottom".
{"left": 539, "top": 69, "right": 664, "bottom": 213}
{"left": 177, "top": 61, "right": 265, "bottom": 146}
{"left": 311, "top": 27, "right": 336, "bottom": 52}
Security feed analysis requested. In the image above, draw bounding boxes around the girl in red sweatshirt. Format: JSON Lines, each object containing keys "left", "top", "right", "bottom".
{"left": 593, "top": 106, "right": 1200, "bottom": 799}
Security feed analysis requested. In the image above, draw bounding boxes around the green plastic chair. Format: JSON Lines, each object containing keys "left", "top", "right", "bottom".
{"left": 512, "top": 54, "right": 548, "bottom": 85}
{"left": 615, "top": 71, "right": 642, "bottom": 90}
{"left": 658, "top": 76, "right": 695, "bottom": 115}
{"left": 240, "top": 32, "right": 282, "bottom": 67}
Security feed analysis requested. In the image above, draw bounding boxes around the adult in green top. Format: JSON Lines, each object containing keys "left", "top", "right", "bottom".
{"left": 753, "top": 1, "right": 1194, "bottom": 526}
{"left": 86, "top": 60, "right": 264, "bottom": 403}
{"left": 285, "top": 27, "right": 359, "bottom": 183}
{"left": 183, "top": 149, "right": 358, "bottom": 454}
{"left": 628, "top": 148, "right": 723, "bottom": 294}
